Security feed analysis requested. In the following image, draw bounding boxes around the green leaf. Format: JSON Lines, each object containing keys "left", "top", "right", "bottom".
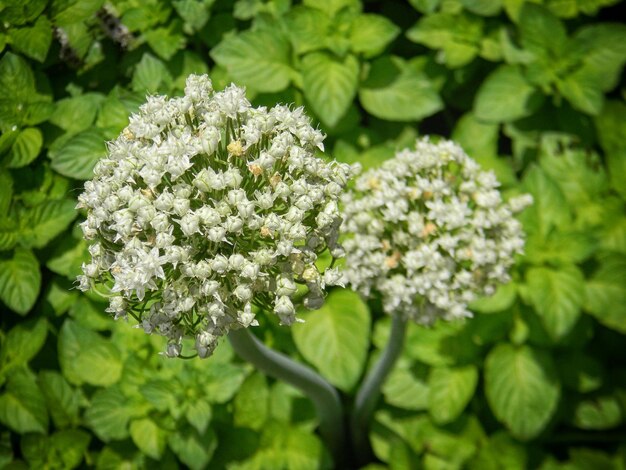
{"left": 468, "top": 431, "right": 527, "bottom": 470}
{"left": 185, "top": 399, "right": 212, "bottom": 435}
{"left": 485, "top": 343, "right": 560, "bottom": 440}
{"left": 558, "top": 74, "right": 604, "bottom": 115}
{"left": 168, "top": 427, "right": 217, "bottom": 470}
{"left": 382, "top": 366, "right": 429, "bottom": 411}
{"left": 234, "top": 372, "right": 269, "bottom": 430}
{"left": 230, "top": 421, "right": 327, "bottom": 470}
{"left": 84, "top": 386, "right": 132, "bottom": 441}
{"left": 573, "top": 395, "right": 622, "bottom": 430}
{"left": 49, "top": 93, "right": 104, "bottom": 134}
{"left": 48, "top": 128, "right": 107, "bottom": 180}
{"left": 211, "top": 29, "right": 293, "bottom": 93}
{"left": 558, "top": 24, "right": 626, "bottom": 114}
{"left": 372, "top": 410, "right": 481, "bottom": 466}
{"left": 0, "top": 368, "right": 48, "bottom": 434}
{"left": 359, "top": 56, "right": 443, "bottom": 122}
{"left": 38, "top": 371, "right": 80, "bottom": 429}
{"left": 303, "top": 0, "right": 360, "bottom": 17}
{"left": 0, "top": 248, "right": 41, "bottom": 315}
{"left": 283, "top": 6, "right": 330, "bottom": 55}
{"left": 45, "top": 279, "right": 77, "bottom": 316}
{"left": 406, "top": 11, "right": 483, "bottom": 68}
{"left": 58, "top": 319, "right": 122, "bottom": 386}
{"left": 474, "top": 65, "right": 541, "bottom": 122}
{"left": 139, "top": 379, "right": 178, "bottom": 413}
{"left": 594, "top": 101, "right": 626, "bottom": 198}
{"left": 132, "top": 53, "right": 173, "bottom": 94}
{"left": 519, "top": 3, "right": 567, "bottom": 57}
{"left": 301, "top": 52, "right": 359, "bottom": 128}
{"left": 370, "top": 411, "right": 427, "bottom": 462}
{"left": 539, "top": 139, "right": 607, "bottom": 207}
{"left": 545, "top": 0, "right": 620, "bottom": 18}
{"left": 129, "top": 418, "right": 167, "bottom": 460}
{"left": 144, "top": 22, "right": 186, "bottom": 61}
{"left": 46, "top": 235, "right": 89, "bottom": 281}
{"left": 51, "top": 0, "right": 105, "bottom": 26}
{"left": 595, "top": 99, "right": 626, "bottom": 154}
{"left": 0, "top": 51, "right": 34, "bottom": 97}
{"left": 462, "top": 0, "right": 502, "bottom": 16}
{"left": 567, "top": 24, "right": 626, "bottom": 93}
{"left": 525, "top": 230, "right": 595, "bottom": 265}
{"left": 524, "top": 265, "right": 585, "bottom": 341}
{"left": 68, "top": 295, "right": 112, "bottom": 331}
{"left": 0, "top": 52, "right": 52, "bottom": 129}
{"left": 96, "top": 95, "right": 132, "bottom": 131}
{"left": 452, "top": 112, "right": 499, "bottom": 159}
{"left": 520, "top": 165, "right": 571, "bottom": 238}
{"left": 1, "top": 0, "right": 48, "bottom": 25}
{"left": 293, "top": 289, "right": 371, "bottom": 391}
{"left": 173, "top": 0, "right": 212, "bottom": 32}
{"left": 409, "top": 0, "right": 442, "bottom": 13}
{"left": 395, "top": 320, "right": 479, "bottom": 366}
{"left": 428, "top": 365, "right": 478, "bottom": 424}
{"left": 349, "top": 14, "right": 400, "bottom": 57}
{"left": 203, "top": 362, "right": 248, "bottom": 403}
{"left": 585, "top": 255, "right": 626, "bottom": 334}
{"left": 19, "top": 199, "right": 77, "bottom": 249}
{"left": 7, "top": 15, "right": 53, "bottom": 62}
{"left": 469, "top": 282, "right": 517, "bottom": 314}
{"left": 0, "top": 218, "right": 19, "bottom": 251}
{"left": 7, "top": 127, "right": 42, "bottom": 168}
{"left": 0, "top": 317, "right": 47, "bottom": 381}
{"left": 0, "top": 170, "right": 13, "bottom": 217}
{"left": 21, "top": 430, "right": 90, "bottom": 469}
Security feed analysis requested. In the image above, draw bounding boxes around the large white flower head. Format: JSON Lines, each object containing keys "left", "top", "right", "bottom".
{"left": 341, "top": 138, "right": 532, "bottom": 324}
{"left": 77, "top": 75, "right": 356, "bottom": 358}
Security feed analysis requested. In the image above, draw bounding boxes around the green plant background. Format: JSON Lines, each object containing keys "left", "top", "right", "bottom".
{"left": 1, "top": 0, "right": 626, "bottom": 468}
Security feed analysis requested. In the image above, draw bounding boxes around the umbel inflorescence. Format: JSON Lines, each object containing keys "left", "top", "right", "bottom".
{"left": 77, "top": 75, "right": 355, "bottom": 358}
{"left": 341, "top": 138, "right": 532, "bottom": 324}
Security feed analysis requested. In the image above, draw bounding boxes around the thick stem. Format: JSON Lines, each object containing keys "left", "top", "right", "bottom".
{"left": 351, "top": 314, "right": 407, "bottom": 462}
{"left": 228, "top": 328, "right": 345, "bottom": 463}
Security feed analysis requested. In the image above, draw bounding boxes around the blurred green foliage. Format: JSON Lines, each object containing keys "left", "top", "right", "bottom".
{"left": 1, "top": 0, "right": 626, "bottom": 468}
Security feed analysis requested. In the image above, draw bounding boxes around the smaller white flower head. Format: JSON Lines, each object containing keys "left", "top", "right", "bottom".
{"left": 341, "top": 138, "right": 531, "bottom": 324}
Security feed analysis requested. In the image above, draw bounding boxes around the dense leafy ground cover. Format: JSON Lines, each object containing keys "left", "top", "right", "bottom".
{"left": 1, "top": 0, "right": 626, "bottom": 468}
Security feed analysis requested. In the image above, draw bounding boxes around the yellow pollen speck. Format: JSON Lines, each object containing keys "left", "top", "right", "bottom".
{"left": 260, "top": 226, "right": 272, "bottom": 238}
{"left": 407, "top": 188, "right": 421, "bottom": 200}
{"left": 122, "top": 128, "right": 135, "bottom": 140}
{"left": 381, "top": 239, "right": 391, "bottom": 251}
{"left": 269, "top": 173, "right": 282, "bottom": 187}
{"left": 249, "top": 164, "right": 263, "bottom": 176}
{"left": 420, "top": 222, "right": 437, "bottom": 238}
{"left": 367, "top": 177, "right": 380, "bottom": 190}
{"left": 227, "top": 140, "right": 244, "bottom": 156}
{"left": 385, "top": 251, "right": 402, "bottom": 269}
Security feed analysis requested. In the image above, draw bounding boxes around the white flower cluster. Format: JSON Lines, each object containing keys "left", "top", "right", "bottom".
{"left": 77, "top": 75, "right": 355, "bottom": 358}
{"left": 341, "top": 138, "right": 532, "bottom": 324}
